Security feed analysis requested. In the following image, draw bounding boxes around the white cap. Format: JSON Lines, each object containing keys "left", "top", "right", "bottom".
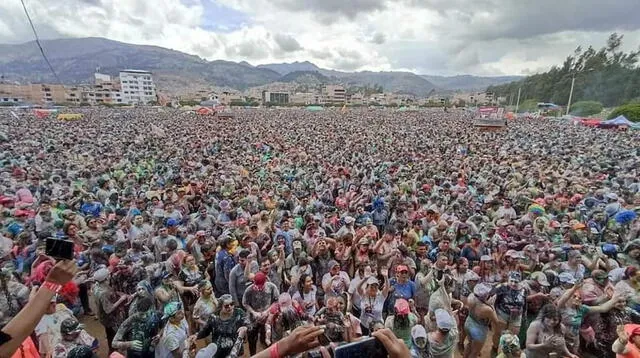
{"left": 195, "top": 343, "right": 218, "bottom": 358}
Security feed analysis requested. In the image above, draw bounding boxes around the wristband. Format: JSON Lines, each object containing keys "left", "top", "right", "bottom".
{"left": 269, "top": 342, "right": 280, "bottom": 358}
{"left": 42, "top": 281, "right": 62, "bottom": 293}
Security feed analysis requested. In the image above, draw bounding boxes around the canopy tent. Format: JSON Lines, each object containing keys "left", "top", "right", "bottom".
{"left": 33, "top": 109, "right": 57, "bottom": 119}
{"left": 306, "top": 106, "right": 324, "bottom": 112}
{"left": 601, "top": 115, "right": 634, "bottom": 126}
{"left": 580, "top": 119, "right": 601, "bottom": 127}
{"left": 57, "top": 113, "right": 82, "bottom": 121}
{"left": 196, "top": 107, "right": 215, "bottom": 115}
{"left": 199, "top": 99, "right": 220, "bottom": 107}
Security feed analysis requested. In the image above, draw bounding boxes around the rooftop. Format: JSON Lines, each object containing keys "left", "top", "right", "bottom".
{"left": 120, "top": 69, "right": 152, "bottom": 74}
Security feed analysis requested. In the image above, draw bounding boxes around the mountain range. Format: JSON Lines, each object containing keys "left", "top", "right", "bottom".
{"left": 0, "top": 37, "right": 522, "bottom": 95}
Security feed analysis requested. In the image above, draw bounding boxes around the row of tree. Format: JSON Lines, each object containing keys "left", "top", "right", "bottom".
{"left": 488, "top": 33, "right": 640, "bottom": 108}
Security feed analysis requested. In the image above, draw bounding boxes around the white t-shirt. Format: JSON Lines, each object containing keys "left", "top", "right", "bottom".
{"left": 155, "top": 319, "right": 189, "bottom": 358}
{"left": 359, "top": 293, "right": 385, "bottom": 328}
{"left": 293, "top": 286, "right": 317, "bottom": 316}
{"left": 322, "top": 272, "right": 350, "bottom": 297}
{"left": 34, "top": 305, "right": 74, "bottom": 356}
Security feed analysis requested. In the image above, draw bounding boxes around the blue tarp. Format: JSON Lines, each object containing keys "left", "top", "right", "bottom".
{"left": 602, "top": 115, "right": 634, "bottom": 126}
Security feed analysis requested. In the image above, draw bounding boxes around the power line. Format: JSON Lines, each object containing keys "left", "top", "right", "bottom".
{"left": 20, "top": 0, "right": 63, "bottom": 85}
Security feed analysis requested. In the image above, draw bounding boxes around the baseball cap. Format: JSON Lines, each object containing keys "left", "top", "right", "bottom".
{"left": 508, "top": 271, "right": 522, "bottom": 282}
{"left": 328, "top": 260, "right": 340, "bottom": 269}
{"left": 434, "top": 309, "right": 454, "bottom": 330}
{"left": 473, "top": 283, "right": 492, "bottom": 301}
{"left": 558, "top": 272, "right": 576, "bottom": 285}
{"left": 366, "top": 277, "right": 380, "bottom": 286}
{"left": 411, "top": 325, "right": 427, "bottom": 340}
{"left": 195, "top": 344, "right": 218, "bottom": 358}
{"left": 166, "top": 218, "right": 178, "bottom": 227}
{"left": 219, "top": 294, "right": 233, "bottom": 305}
{"left": 358, "top": 237, "right": 370, "bottom": 245}
{"left": 162, "top": 301, "right": 183, "bottom": 320}
{"left": 60, "top": 318, "right": 84, "bottom": 335}
{"left": 394, "top": 299, "right": 410, "bottom": 315}
{"left": 254, "top": 272, "right": 267, "bottom": 287}
{"left": 91, "top": 268, "right": 109, "bottom": 282}
{"left": 396, "top": 265, "right": 409, "bottom": 273}
{"left": 567, "top": 250, "right": 581, "bottom": 259}
{"left": 592, "top": 269, "right": 608, "bottom": 281}
{"left": 530, "top": 271, "right": 550, "bottom": 286}
{"left": 464, "top": 271, "right": 480, "bottom": 281}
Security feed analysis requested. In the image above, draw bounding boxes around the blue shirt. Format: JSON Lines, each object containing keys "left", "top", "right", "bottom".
{"left": 392, "top": 280, "right": 416, "bottom": 300}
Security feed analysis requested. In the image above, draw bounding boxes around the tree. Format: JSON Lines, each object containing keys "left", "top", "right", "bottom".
{"left": 487, "top": 33, "right": 640, "bottom": 108}
{"left": 517, "top": 99, "right": 538, "bottom": 113}
{"left": 569, "top": 101, "right": 603, "bottom": 116}
{"left": 608, "top": 103, "right": 640, "bottom": 122}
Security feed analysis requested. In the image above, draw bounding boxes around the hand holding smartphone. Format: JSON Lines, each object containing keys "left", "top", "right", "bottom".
{"left": 333, "top": 337, "right": 388, "bottom": 358}
{"left": 45, "top": 238, "right": 74, "bottom": 260}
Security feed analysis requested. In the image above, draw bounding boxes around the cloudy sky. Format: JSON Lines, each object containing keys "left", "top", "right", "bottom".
{"left": 1, "top": 0, "right": 640, "bottom": 75}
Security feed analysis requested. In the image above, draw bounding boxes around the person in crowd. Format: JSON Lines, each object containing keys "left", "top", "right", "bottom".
{"left": 112, "top": 296, "right": 161, "bottom": 358}
{"left": 91, "top": 267, "right": 129, "bottom": 353}
{"left": 525, "top": 304, "right": 579, "bottom": 358}
{"left": 192, "top": 281, "right": 218, "bottom": 329}
{"left": 264, "top": 293, "right": 310, "bottom": 346}
{"left": 357, "top": 274, "right": 388, "bottom": 335}
{"left": 243, "top": 272, "right": 279, "bottom": 355}
{"left": 490, "top": 271, "right": 527, "bottom": 352}
{"left": 156, "top": 302, "right": 190, "bottom": 358}
{"left": 0, "top": 107, "right": 638, "bottom": 358}
{"left": 52, "top": 317, "right": 98, "bottom": 358}
{"left": 192, "top": 294, "right": 248, "bottom": 358}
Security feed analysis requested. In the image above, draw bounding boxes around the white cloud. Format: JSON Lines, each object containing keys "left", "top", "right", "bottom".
{"left": 2, "top": 0, "right": 640, "bottom": 75}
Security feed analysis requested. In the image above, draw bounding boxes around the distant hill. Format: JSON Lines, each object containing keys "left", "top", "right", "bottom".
{"left": 0, "top": 37, "right": 517, "bottom": 96}
{"left": 0, "top": 37, "right": 281, "bottom": 93}
{"left": 279, "top": 71, "right": 330, "bottom": 84}
{"left": 261, "top": 62, "right": 437, "bottom": 96}
{"left": 422, "top": 74, "right": 523, "bottom": 91}
{"left": 257, "top": 61, "right": 321, "bottom": 75}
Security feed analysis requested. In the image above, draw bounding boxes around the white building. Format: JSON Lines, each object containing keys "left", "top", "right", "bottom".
{"left": 119, "top": 70, "right": 156, "bottom": 104}
{"left": 322, "top": 85, "right": 346, "bottom": 104}
{"left": 262, "top": 91, "right": 290, "bottom": 105}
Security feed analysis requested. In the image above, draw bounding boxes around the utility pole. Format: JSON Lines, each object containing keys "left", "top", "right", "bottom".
{"left": 566, "top": 75, "right": 576, "bottom": 115}
{"left": 515, "top": 88, "right": 521, "bottom": 113}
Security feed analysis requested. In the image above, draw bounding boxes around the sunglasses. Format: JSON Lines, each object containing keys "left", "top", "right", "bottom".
{"left": 223, "top": 303, "right": 234, "bottom": 308}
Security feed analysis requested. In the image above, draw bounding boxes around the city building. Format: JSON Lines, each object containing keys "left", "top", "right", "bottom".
{"left": 0, "top": 96, "right": 22, "bottom": 104}
{"left": 346, "top": 93, "right": 365, "bottom": 105}
{"left": 0, "top": 83, "right": 66, "bottom": 105}
{"left": 262, "top": 91, "right": 290, "bottom": 105}
{"left": 218, "top": 91, "right": 244, "bottom": 105}
{"left": 322, "top": 85, "right": 346, "bottom": 104}
{"left": 119, "top": 70, "right": 156, "bottom": 104}
{"left": 452, "top": 91, "right": 497, "bottom": 106}
{"left": 290, "top": 92, "right": 320, "bottom": 105}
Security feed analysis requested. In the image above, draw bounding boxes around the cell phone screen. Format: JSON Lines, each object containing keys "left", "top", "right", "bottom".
{"left": 334, "top": 337, "right": 388, "bottom": 358}
{"left": 45, "top": 238, "right": 75, "bottom": 260}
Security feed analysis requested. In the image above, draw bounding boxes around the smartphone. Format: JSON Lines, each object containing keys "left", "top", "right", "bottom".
{"left": 334, "top": 337, "right": 388, "bottom": 358}
{"left": 46, "top": 238, "right": 75, "bottom": 260}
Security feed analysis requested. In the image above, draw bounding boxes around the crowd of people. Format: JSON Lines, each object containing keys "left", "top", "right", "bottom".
{"left": 0, "top": 106, "right": 638, "bottom": 358}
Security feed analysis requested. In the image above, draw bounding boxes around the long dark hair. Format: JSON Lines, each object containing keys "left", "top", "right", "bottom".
{"left": 537, "top": 304, "right": 562, "bottom": 333}
{"left": 298, "top": 273, "right": 311, "bottom": 293}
